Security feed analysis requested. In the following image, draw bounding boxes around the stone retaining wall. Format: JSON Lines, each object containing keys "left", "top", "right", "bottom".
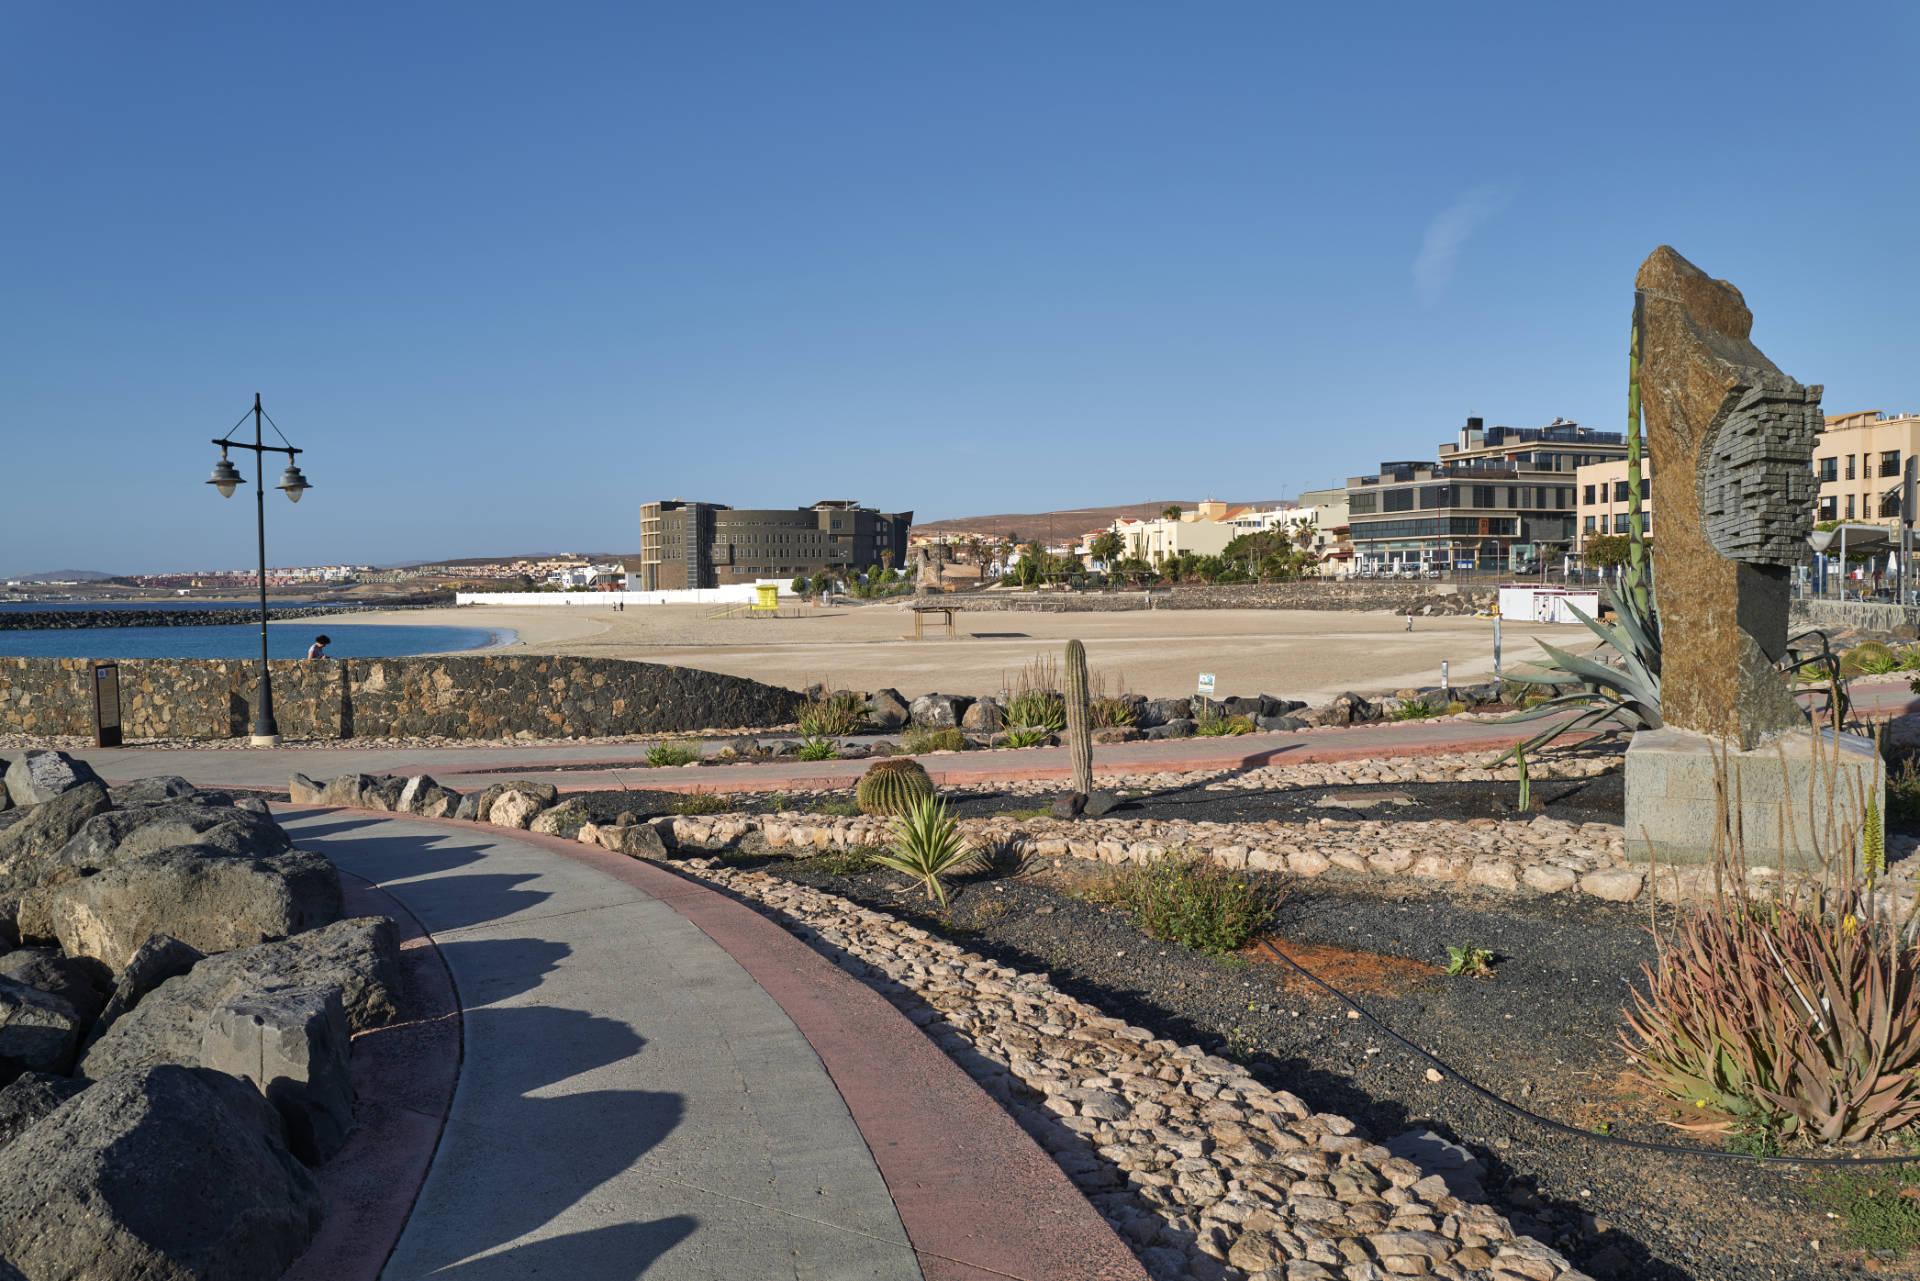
{"left": 1790, "top": 598, "right": 1920, "bottom": 635}
{"left": 933, "top": 583, "right": 1495, "bottom": 614}
{"left": 0, "top": 655, "right": 802, "bottom": 740}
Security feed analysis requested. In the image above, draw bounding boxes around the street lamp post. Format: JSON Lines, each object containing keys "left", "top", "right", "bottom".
{"left": 207, "top": 393, "right": 312, "bottom": 746}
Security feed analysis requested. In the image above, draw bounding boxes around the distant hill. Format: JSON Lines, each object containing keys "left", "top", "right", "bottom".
{"left": 382, "top": 552, "right": 633, "bottom": 570}
{"left": 0, "top": 569, "right": 120, "bottom": 582}
{"left": 914, "top": 501, "right": 1288, "bottom": 542}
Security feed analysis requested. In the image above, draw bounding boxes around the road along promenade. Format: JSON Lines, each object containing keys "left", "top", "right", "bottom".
{"left": 278, "top": 806, "right": 1146, "bottom": 1281}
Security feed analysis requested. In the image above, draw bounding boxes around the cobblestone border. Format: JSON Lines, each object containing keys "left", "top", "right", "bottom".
{"left": 672, "top": 861, "right": 1590, "bottom": 1281}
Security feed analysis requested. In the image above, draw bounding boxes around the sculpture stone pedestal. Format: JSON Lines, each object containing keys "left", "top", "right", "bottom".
{"left": 1625, "top": 726, "right": 1884, "bottom": 870}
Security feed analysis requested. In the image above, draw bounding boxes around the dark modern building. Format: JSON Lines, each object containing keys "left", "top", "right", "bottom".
{"left": 637, "top": 500, "right": 913, "bottom": 590}
{"left": 1346, "top": 418, "right": 1627, "bottom": 572}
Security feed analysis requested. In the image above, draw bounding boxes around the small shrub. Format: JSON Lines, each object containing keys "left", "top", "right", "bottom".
{"left": 799, "top": 689, "right": 867, "bottom": 737}
{"left": 856, "top": 757, "right": 935, "bottom": 816}
{"left": 1195, "top": 712, "right": 1255, "bottom": 737}
{"left": 796, "top": 736, "right": 839, "bottom": 761}
{"left": 1810, "top": 1163, "right": 1920, "bottom": 1255}
{"left": 902, "top": 725, "right": 967, "bottom": 754}
{"left": 1091, "top": 697, "right": 1137, "bottom": 728}
{"left": 1091, "top": 852, "right": 1286, "bottom": 956}
{"left": 872, "top": 795, "right": 984, "bottom": 908}
{"left": 808, "top": 796, "right": 861, "bottom": 817}
{"left": 1001, "top": 726, "right": 1051, "bottom": 749}
{"left": 645, "top": 743, "right": 699, "bottom": 768}
{"left": 671, "top": 792, "right": 728, "bottom": 816}
{"left": 972, "top": 897, "right": 1016, "bottom": 922}
{"left": 810, "top": 845, "right": 880, "bottom": 876}
{"left": 1390, "top": 698, "right": 1441, "bottom": 722}
{"left": 1444, "top": 701, "right": 1469, "bottom": 715}
{"left": 1889, "top": 758, "right": 1920, "bottom": 829}
{"left": 993, "top": 806, "right": 1051, "bottom": 820}
{"left": 1445, "top": 943, "right": 1494, "bottom": 977}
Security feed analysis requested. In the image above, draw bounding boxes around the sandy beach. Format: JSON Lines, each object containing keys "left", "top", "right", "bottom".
{"left": 348, "top": 599, "right": 1594, "bottom": 704}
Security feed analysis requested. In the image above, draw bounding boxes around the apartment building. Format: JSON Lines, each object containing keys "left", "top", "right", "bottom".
{"left": 1347, "top": 417, "right": 1626, "bottom": 571}
{"left": 1293, "top": 487, "right": 1352, "bottom": 572}
{"left": 1109, "top": 501, "right": 1239, "bottom": 563}
{"left": 1814, "top": 410, "right": 1920, "bottom": 524}
{"left": 1574, "top": 459, "right": 1653, "bottom": 554}
{"left": 637, "top": 499, "right": 912, "bottom": 590}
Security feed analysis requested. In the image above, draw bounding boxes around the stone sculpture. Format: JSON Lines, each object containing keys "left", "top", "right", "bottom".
{"left": 1626, "top": 246, "right": 1881, "bottom": 866}
{"left": 1637, "top": 244, "right": 1822, "bottom": 750}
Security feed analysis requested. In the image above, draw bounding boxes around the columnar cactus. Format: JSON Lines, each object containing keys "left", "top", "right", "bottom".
{"left": 1065, "top": 639, "right": 1093, "bottom": 795}
{"left": 856, "top": 757, "right": 935, "bottom": 816}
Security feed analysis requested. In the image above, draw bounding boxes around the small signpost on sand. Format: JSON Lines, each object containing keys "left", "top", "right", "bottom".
{"left": 1196, "top": 672, "right": 1216, "bottom": 697}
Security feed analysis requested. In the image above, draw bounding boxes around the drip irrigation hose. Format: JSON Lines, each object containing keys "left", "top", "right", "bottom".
{"left": 1251, "top": 936, "right": 1920, "bottom": 1168}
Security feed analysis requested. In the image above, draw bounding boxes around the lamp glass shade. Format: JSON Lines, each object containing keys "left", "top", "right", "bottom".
{"left": 276, "top": 465, "right": 311, "bottom": 503}
{"left": 207, "top": 458, "right": 244, "bottom": 498}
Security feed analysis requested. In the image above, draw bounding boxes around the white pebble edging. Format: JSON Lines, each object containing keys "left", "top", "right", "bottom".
{"left": 674, "top": 861, "right": 1591, "bottom": 1281}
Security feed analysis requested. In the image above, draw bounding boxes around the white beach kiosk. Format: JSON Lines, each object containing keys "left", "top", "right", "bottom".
{"left": 1496, "top": 584, "right": 1602, "bottom": 624}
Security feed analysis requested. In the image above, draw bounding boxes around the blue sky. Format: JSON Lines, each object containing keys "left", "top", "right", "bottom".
{"left": 5, "top": 2, "right": 1915, "bottom": 574}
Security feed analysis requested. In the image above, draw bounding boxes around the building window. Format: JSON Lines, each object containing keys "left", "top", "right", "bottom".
{"left": 1820, "top": 496, "right": 1837, "bottom": 521}
{"left": 1612, "top": 480, "right": 1628, "bottom": 502}
{"left": 1884, "top": 496, "right": 1903, "bottom": 520}
{"left": 1583, "top": 484, "right": 1596, "bottom": 505}
{"left": 1847, "top": 455, "right": 1856, "bottom": 480}
{"left": 1614, "top": 513, "right": 1630, "bottom": 533}
{"left": 1846, "top": 495, "right": 1856, "bottom": 519}
{"left": 1383, "top": 489, "right": 1414, "bottom": 512}
{"left": 1471, "top": 485, "right": 1496, "bottom": 508}
{"left": 1818, "top": 457, "right": 1837, "bottom": 482}
{"left": 1583, "top": 515, "right": 1597, "bottom": 533}
{"left": 1884, "top": 450, "right": 1903, "bottom": 478}
{"left": 1640, "top": 477, "right": 1650, "bottom": 499}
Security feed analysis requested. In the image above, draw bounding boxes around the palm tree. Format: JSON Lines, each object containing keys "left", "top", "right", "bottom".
{"left": 1161, "top": 505, "right": 1182, "bottom": 522}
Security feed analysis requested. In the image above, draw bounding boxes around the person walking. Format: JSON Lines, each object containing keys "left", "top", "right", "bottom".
{"left": 306, "top": 634, "right": 331, "bottom": 660}
{"left": 1405, "top": 613, "right": 1413, "bottom": 632}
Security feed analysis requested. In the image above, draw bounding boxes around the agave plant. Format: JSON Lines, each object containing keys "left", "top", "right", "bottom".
{"left": 871, "top": 794, "right": 984, "bottom": 908}
{"left": 1490, "top": 582, "right": 1662, "bottom": 763}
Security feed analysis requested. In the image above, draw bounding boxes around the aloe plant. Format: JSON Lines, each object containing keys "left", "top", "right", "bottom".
{"left": 1622, "top": 892, "right": 1920, "bottom": 1144}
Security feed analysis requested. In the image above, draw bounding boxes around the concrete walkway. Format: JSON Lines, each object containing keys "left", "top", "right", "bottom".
{"left": 67, "top": 713, "right": 1592, "bottom": 796}
{"left": 284, "top": 808, "right": 921, "bottom": 1279}
{"left": 284, "top": 808, "right": 1146, "bottom": 1281}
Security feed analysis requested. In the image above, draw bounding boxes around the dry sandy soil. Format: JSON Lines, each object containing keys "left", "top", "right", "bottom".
{"left": 354, "top": 599, "right": 1593, "bottom": 703}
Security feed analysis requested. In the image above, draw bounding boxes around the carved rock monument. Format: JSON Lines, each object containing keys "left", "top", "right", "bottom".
{"left": 1624, "top": 246, "right": 1882, "bottom": 866}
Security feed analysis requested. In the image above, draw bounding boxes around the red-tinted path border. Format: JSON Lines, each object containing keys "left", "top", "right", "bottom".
{"left": 284, "top": 805, "right": 1148, "bottom": 1281}
{"left": 283, "top": 868, "right": 461, "bottom": 1281}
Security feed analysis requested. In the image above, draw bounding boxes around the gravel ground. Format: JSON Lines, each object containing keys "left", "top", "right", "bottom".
{"left": 695, "top": 843, "right": 1907, "bottom": 1280}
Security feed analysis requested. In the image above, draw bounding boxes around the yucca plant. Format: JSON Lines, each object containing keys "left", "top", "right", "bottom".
{"left": 1091, "top": 697, "right": 1137, "bottom": 728}
{"left": 1001, "top": 726, "right": 1051, "bottom": 749}
{"left": 872, "top": 795, "right": 983, "bottom": 908}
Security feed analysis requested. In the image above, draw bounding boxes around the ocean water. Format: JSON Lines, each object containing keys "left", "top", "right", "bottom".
{"left": 0, "top": 614, "right": 508, "bottom": 661}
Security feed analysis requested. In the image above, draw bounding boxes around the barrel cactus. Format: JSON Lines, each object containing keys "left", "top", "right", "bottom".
{"left": 857, "top": 757, "right": 936, "bottom": 816}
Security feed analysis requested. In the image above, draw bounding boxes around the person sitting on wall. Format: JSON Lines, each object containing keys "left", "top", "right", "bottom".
{"left": 307, "top": 634, "right": 331, "bottom": 660}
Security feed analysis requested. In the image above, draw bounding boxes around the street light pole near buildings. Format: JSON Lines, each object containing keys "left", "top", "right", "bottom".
{"left": 206, "top": 394, "right": 312, "bottom": 746}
